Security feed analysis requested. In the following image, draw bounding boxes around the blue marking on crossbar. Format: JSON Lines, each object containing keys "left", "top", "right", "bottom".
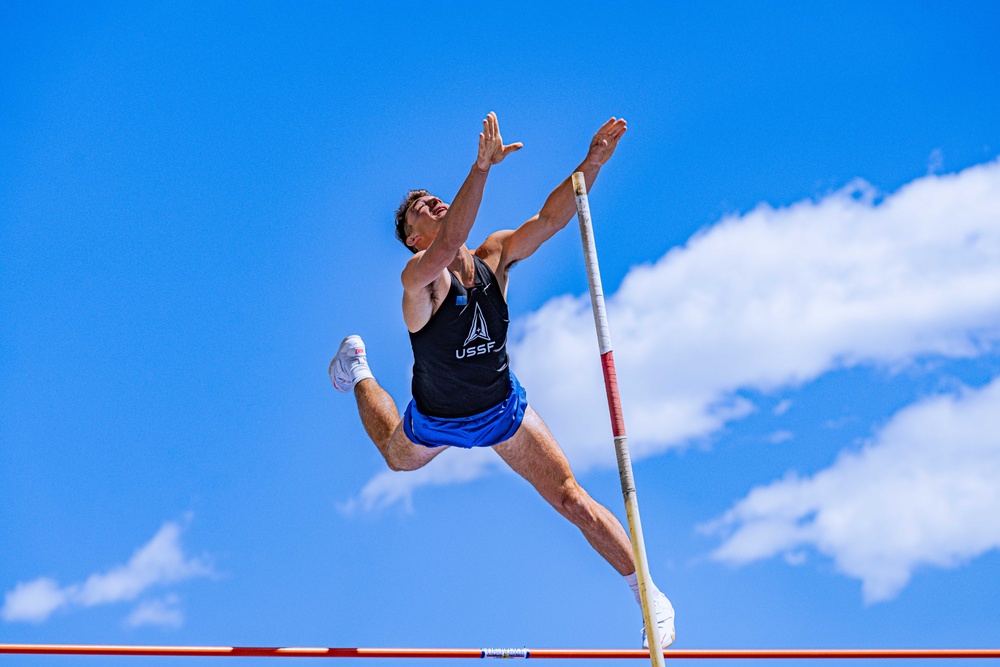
{"left": 480, "top": 647, "right": 530, "bottom": 659}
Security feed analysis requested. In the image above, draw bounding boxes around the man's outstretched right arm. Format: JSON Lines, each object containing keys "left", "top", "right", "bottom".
{"left": 401, "top": 112, "right": 522, "bottom": 290}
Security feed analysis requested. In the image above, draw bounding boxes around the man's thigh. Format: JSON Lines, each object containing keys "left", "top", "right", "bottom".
{"left": 386, "top": 422, "right": 449, "bottom": 471}
{"left": 492, "top": 406, "right": 576, "bottom": 503}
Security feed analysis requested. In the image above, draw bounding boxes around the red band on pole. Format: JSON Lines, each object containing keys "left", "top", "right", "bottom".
{"left": 600, "top": 350, "right": 627, "bottom": 438}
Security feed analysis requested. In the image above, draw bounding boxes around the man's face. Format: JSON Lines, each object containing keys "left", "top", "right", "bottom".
{"left": 404, "top": 194, "right": 449, "bottom": 251}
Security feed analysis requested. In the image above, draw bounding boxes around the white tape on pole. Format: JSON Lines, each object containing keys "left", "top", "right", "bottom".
{"left": 572, "top": 177, "right": 613, "bottom": 355}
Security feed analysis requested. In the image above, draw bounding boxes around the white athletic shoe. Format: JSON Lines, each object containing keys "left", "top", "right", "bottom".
{"left": 641, "top": 590, "right": 676, "bottom": 650}
{"left": 329, "top": 335, "right": 374, "bottom": 392}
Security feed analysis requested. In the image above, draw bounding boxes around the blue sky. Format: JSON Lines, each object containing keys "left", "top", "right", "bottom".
{"left": 3, "top": 2, "right": 1000, "bottom": 666}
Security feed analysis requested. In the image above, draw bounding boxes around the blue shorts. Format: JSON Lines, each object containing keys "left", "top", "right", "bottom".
{"left": 403, "top": 372, "right": 528, "bottom": 449}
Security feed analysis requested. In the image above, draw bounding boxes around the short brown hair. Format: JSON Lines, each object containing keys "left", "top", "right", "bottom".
{"left": 394, "top": 189, "right": 429, "bottom": 254}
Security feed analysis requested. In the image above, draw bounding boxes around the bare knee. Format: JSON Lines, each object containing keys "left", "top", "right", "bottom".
{"left": 383, "top": 432, "right": 443, "bottom": 472}
{"left": 384, "top": 446, "right": 422, "bottom": 472}
{"left": 386, "top": 456, "right": 421, "bottom": 472}
{"left": 558, "top": 481, "right": 598, "bottom": 526}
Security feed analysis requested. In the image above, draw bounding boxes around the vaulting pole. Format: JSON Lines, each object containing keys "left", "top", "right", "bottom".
{"left": 572, "top": 171, "right": 665, "bottom": 667}
{"left": 2, "top": 644, "right": 999, "bottom": 660}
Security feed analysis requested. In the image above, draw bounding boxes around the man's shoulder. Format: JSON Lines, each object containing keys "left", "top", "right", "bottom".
{"left": 474, "top": 230, "right": 515, "bottom": 260}
{"left": 471, "top": 234, "right": 505, "bottom": 276}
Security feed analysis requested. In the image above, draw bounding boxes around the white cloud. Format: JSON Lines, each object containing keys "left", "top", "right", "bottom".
{"left": 927, "top": 148, "right": 944, "bottom": 175}
{"left": 351, "top": 157, "right": 1000, "bottom": 507}
{"left": 1, "top": 578, "right": 72, "bottom": 623}
{"left": 75, "top": 521, "right": 211, "bottom": 606}
{"left": 704, "top": 377, "right": 1000, "bottom": 603}
{"left": 2, "top": 519, "right": 212, "bottom": 624}
{"left": 514, "top": 161, "right": 1000, "bottom": 472}
{"left": 766, "top": 430, "right": 794, "bottom": 444}
{"left": 340, "top": 447, "right": 503, "bottom": 513}
{"left": 125, "top": 595, "right": 184, "bottom": 629}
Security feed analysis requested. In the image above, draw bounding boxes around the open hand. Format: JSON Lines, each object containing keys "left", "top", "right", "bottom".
{"left": 585, "top": 117, "right": 627, "bottom": 167}
{"left": 476, "top": 112, "right": 522, "bottom": 171}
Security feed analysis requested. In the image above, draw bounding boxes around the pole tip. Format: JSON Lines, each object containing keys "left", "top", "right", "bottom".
{"left": 571, "top": 171, "right": 587, "bottom": 197}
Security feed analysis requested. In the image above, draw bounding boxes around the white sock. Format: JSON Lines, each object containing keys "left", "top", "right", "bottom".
{"left": 625, "top": 572, "right": 662, "bottom": 607}
{"left": 626, "top": 572, "right": 641, "bottom": 605}
{"left": 350, "top": 358, "right": 374, "bottom": 385}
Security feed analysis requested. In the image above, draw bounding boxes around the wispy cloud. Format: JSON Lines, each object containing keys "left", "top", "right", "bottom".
{"left": 339, "top": 447, "right": 502, "bottom": 513}
{"left": 351, "top": 158, "right": 1000, "bottom": 508}
{"left": 704, "top": 377, "right": 1000, "bottom": 603}
{"left": 1, "top": 578, "right": 69, "bottom": 624}
{"left": 765, "top": 430, "right": 794, "bottom": 444}
{"left": 2, "top": 518, "right": 213, "bottom": 625}
{"left": 927, "top": 148, "right": 944, "bottom": 174}
{"left": 125, "top": 595, "right": 184, "bottom": 629}
{"left": 773, "top": 400, "right": 793, "bottom": 416}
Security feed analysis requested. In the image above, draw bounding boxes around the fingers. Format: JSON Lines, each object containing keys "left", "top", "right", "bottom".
{"left": 600, "top": 119, "right": 627, "bottom": 156}
{"left": 479, "top": 112, "right": 522, "bottom": 165}
{"left": 608, "top": 118, "right": 627, "bottom": 140}
{"left": 491, "top": 113, "right": 501, "bottom": 146}
{"left": 584, "top": 117, "right": 627, "bottom": 166}
{"left": 596, "top": 117, "right": 627, "bottom": 140}
{"left": 482, "top": 112, "right": 498, "bottom": 141}
{"left": 597, "top": 117, "right": 617, "bottom": 134}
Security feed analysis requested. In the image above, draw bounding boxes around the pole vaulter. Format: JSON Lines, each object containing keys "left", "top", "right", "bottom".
{"left": 572, "top": 171, "right": 666, "bottom": 666}
{"left": 330, "top": 114, "right": 675, "bottom": 646}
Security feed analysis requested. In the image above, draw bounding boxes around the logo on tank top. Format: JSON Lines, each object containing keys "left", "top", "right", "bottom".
{"left": 457, "top": 302, "right": 496, "bottom": 359}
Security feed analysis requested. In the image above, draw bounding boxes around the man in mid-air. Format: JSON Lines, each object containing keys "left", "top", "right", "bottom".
{"left": 330, "top": 112, "right": 675, "bottom": 647}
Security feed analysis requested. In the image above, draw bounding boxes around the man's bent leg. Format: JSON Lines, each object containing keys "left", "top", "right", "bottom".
{"left": 331, "top": 335, "right": 445, "bottom": 472}
{"left": 354, "top": 378, "right": 447, "bottom": 472}
{"left": 492, "top": 406, "right": 635, "bottom": 575}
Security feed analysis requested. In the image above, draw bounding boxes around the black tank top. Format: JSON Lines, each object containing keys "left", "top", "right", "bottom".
{"left": 409, "top": 255, "right": 510, "bottom": 418}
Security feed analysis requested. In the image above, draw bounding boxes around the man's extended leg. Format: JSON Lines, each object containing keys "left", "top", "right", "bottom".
{"left": 331, "top": 335, "right": 446, "bottom": 472}
{"left": 493, "top": 406, "right": 634, "bottom": 573}
{"left": 493, "top": 406, "right": 675, "bottom": 648}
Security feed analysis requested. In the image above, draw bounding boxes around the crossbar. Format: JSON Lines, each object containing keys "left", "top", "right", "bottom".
{"left": 1, "top": 644, "right": 999, "bottom": 659}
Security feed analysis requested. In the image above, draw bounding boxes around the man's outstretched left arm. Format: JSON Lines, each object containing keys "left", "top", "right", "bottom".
{"left": 495, "top": 117, "right": 627, "bottom": 268}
